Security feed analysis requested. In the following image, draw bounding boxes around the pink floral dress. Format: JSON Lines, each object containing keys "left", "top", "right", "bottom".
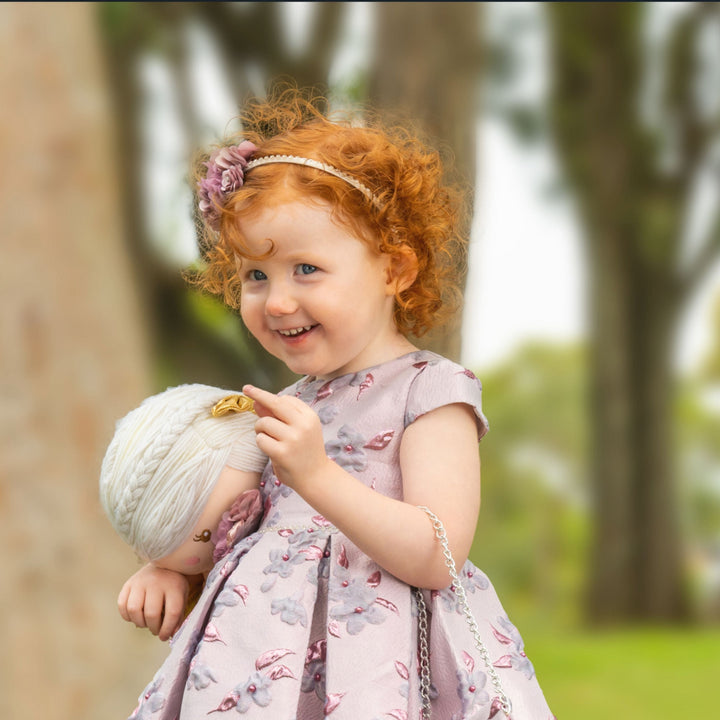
{"left": 127, "top": 351, "right": 554, "bottom": 720}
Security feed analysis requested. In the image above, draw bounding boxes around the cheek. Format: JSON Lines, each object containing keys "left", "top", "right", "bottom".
{"left": 239, "top": 295, "right": 261, "bottom": 328}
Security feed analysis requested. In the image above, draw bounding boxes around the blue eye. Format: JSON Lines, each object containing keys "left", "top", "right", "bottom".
{"left": 298, "top": 264, "right": 317, "bottom": 275}
{"left": 249, "top": 269, "right": 267, "bottom": 281}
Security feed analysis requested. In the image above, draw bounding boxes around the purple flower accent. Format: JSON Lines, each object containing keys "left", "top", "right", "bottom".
{"left": 302, "top": 640, "right": 327, "bottom": 700}
{"left": 130, "top": 678, "right": 165, "bottom": 719}
{"left": 326, "top": 425, "right": 367, "bottom": 472}
{"left": 186, "top": 661, "right": 218, "bottom": 691}
{"left": 211, "top": 583, "right": 248, "bottom": 618}
{"left": 456, "top": 666, "right": 490, "bottom": 715}
{"left": 437, "top": 565, "right": 489, "bottom": 614}
{"left": 205, "top": 532, "right": 261, "bottom": 586}
{"left": 261, "top": 547, "right": 305, "bottom": 592}
{"left": 197, "top": 140, "right": 257, "bottom": 230}
{"left": 463, "top": 563, "right": 490, "bottom": 593}
{"left": 492, "top": 615, "right": 536, "bottom": 679}
{"left": 318, "top": 404, "right": 340, "bottom": 424}
{"left": 231, "top": 672, "right": 273, "bottom": 714}
{"left": 329, "top": 572, "right": 387, "bottom": 635}
{"left": 271, "top": 593, "right": 308, "bottom": 626}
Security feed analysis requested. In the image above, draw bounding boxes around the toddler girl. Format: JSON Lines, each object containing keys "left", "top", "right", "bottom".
{"left": 117, "top": 87, "right": 554, "bottom": 719}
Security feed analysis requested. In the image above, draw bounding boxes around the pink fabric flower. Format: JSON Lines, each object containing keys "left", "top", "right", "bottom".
{"left": 197, "top": 140, "right": 257, "bottom": 231}
{"left": 212, "top": 488, "right": 263, "bottom": 563}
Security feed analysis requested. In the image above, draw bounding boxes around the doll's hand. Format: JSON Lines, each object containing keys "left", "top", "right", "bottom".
{"left": 117, "top": 563, "right": 193, "bottom": 641}
{"left": 243, "top": 385, "right": 331, "bottom": 490}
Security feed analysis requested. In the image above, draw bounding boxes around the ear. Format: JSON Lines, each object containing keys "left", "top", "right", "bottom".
{"left": 386, "top": 245, "right": 419, "bottom": 295}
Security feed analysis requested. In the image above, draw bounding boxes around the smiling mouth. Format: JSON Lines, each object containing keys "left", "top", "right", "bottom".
{"left": 277, "top": 325, "right": 316, "bottom": 337}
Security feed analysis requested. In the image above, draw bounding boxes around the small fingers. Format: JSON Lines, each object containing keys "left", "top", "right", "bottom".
{"left": 117, "top": 580, "right": 132, "bottom": 623}
{"left": 158, "top": 590, "right": 187, "bottom": 641}
{"left": 122, "top": 583, "right": 149, "bottom": 630}
{"left": 243, "top": 385, "right": 306, "bottom": 421}
{"left": 254, "top": 415, "right": 290, "bottom": 442}
{"left": 142, "top": 586, "right": 166, "bottom": 636}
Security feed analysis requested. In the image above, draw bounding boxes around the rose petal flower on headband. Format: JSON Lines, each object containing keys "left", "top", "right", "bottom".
{"left": 197, "top": 140, "right": 258, "bottom": 231}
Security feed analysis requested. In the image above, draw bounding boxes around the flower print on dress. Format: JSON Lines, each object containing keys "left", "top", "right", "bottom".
{"left": 260, "top": 474, "right": 294, "bottom": 507}
{"left": 261, "top": 545, "right": 307, "bottom": 592}
{"left": 329, "top": 547, "right": 397, "bottom": 635}
{"left": 326, "top": 425, "right": 367, "bottom": 472}
{"left": 349, "top": 372, "right": 374, "bottom": 399}
{"left": 209, "top": 651, "right": 296, "bottom": 715}
{"left": 129, "top": 677, "right": 165, "bottom": 719}
{"left": 211, "top": 583, "right": 249, "bottom": 618}
{"left": 330, "top": 574, "right": 386, "bottom": 633}
{"left": 462, "top": 563, "right": 490, "bottom": 593}
{"left": 186, "top": 658, "right": 218, "bottom": 691}
{"left": 205, "top": 532, "right": 261, "bottom": 587}
{"left": 324, "top": 692, "right": 345, "bottom": 715}
{"left": 491, "top": 615, "right": 536, "bottom": 680}
{"left": 317, "top": 404, "right": 340, "bottom": 424}
{"left": 271, "top": 591, "right": 308, "bottom": 626}
{"left": 436, "top": 563, "right": 490, "bottom": 615}
{"left": 287, "top": 527, "right": 325, "bottom": 551}
{"left": 455, "top": 651, "right": 490, "bottom": 718}
{"left": 209, "top": 672, "right": 272, "bottom": 714}
{"left": 301, "top": 640, "right": 327, "bottom": 701}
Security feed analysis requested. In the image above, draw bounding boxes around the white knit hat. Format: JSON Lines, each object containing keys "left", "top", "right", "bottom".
{"left": 99, "top": 383, "right": 267, "bottom": 561}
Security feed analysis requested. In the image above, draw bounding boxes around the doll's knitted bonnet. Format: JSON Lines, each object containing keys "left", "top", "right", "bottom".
{"left": 99, "top": 383, "right": 267, "bottom": 562}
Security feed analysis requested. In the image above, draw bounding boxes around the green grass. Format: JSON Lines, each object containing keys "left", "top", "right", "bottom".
{"left": 525, "top": 626, "right": 720, "bottom": 719}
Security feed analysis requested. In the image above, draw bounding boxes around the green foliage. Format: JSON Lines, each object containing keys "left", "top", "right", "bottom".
{"left": 469, "top": 343, "right": 590, "bottom": 630}
{"left": 468, "top": 341, "right": 720, "bottom": 628}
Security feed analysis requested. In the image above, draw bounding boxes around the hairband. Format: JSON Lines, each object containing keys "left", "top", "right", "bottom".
{"left": 197, "top": 141, "right": 381, "bottom": 230}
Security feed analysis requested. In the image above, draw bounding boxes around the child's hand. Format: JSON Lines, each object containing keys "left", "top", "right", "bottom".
{"left": 243, "top": 385, "right": 330, "bottom": 490}
{"left": 117, "top": 563, "right": 191, "bottom": 641}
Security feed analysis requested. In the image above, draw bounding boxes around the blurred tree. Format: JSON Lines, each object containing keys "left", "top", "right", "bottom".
{"left": 545, "top": 2, "right": 720, "bottom": 623}
{"left": 0, "top": 4, "right": 166, "bottom": 720}
{"left": 699, "top": 291, "right": 720, "bottom": 380}
{"left": 368, "top": 2, "right": 484, "bottom": 360}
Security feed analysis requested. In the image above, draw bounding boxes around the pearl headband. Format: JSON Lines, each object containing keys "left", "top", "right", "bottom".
{"left": 197, "top": 141, "right": 381, "bottom": 231}
{"left": 245, "top": 154, "right": 381, "bottom": 208}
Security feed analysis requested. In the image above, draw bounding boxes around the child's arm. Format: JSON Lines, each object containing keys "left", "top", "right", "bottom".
{"left": 243, "top": 385, "right": 480, "bottom": 590}
{"left": 117, "top": 563, "right": 197, "bottom": 641}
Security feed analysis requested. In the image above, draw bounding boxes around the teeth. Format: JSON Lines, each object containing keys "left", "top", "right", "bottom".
{"left": 278, "top": 326, "right": 314, "bottom": 337}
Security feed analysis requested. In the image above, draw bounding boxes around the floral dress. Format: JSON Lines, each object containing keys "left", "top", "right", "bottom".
{"left": 128, "top": 351, "right": 554, "bottom": 720}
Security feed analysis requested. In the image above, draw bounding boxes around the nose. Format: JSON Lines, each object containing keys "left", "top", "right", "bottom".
{"left": 264, "top": 279, "right": 298, "bottom": 317}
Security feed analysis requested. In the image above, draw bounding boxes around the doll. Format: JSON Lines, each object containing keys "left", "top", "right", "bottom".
{"left": 99, "top": 383, "right": 268, "bottom": 616}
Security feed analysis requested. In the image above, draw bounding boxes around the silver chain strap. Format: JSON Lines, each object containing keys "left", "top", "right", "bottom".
{"left": 414, "top": 587, "right": 433, "bottom": 718}
{"left": 416, "top": 505, "right": 513, "bottom": 718}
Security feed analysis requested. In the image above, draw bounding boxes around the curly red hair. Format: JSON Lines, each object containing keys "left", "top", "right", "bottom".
{"left": 189, "top": 85, "right": 470, "bottom": 338}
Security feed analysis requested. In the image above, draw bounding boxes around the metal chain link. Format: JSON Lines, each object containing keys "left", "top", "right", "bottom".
{"left": 418, "top": 505, "right": 513, "bottom": 718}
{"left": 414, "top": 587, "right": 433, "bottom": 719}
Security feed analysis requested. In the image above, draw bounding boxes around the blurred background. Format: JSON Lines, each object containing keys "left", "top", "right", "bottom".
{"left": 1, "top": 2, "right": 719, "bottom": 718}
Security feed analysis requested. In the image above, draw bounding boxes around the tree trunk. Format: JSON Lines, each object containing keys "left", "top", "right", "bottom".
{"left": 546, "top": 2, "right": 690, "bottom": 623}
{"left": 368, "top": 2, "right": 484, "bottom": 362}
{"left": 0, "top": 4, "right": 166, "bottom": 719}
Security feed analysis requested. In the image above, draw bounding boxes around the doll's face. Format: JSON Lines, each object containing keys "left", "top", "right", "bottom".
{"left": 152, "top": 466, "right": 260, "bottom": 576}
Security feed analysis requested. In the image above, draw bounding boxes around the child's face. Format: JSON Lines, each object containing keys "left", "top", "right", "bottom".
{"left": 153, "top": 466, "right": 259, "bottom": 576}
{"left": 236, "top": 200, "right": 410, "bottom": 380}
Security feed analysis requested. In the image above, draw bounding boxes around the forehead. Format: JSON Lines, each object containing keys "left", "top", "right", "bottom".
{"left": 232, "top": 197, "right": 376, "bottom": 261}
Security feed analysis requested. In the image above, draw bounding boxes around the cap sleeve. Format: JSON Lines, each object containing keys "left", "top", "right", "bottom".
{"left": 404, "top": 357, "right": 489, "bottom": 440}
